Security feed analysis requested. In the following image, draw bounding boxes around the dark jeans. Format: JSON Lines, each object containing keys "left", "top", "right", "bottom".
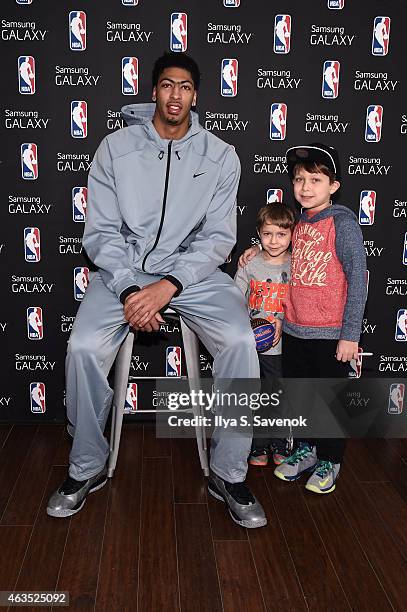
{"left": 251, "top": 353, "right": 286, "bottom": 452}
{"left": 282, "top": 332, "right": 349, "bottom": 463}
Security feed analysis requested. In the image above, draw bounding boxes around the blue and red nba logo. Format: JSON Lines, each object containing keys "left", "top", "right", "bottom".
{"left": 359, "top": 191, "right": 376, "bottom": 225}
{"left": 74, "top": 267, "right": 89, "bottom": 301}
{"left": 30, "top": 382, "right": 46, "bottom": 414}
{"left": 403, "top": 232, "right": 407, "bottom": 265}
{"left": 388, "top": 383, "right": 405, "bottom": 414}
{"left": 322, "top": 61, "right": 340, "bottom": 99}
{"left": 166, "top": 346, "right": 182, "bottom": 377}
{"left": 348, "top": 347, "right": 363, "bottom": 378}
{"left": 221, "top": 59, "right": 238, "bottom": 97}
{"left": 224, "top": 0, "right": 240, "bottom": 6}
{"left": 69, "top": 11, "right": 86, "bottom": 51}
{"left": 18, "top": 56, "right": 35, "bottom": 94}
{"left": 274, "top": 15, "right": 291, "bottom": 54}
{"left": 21, "top": 143, "right": 38, "bottom": 180}
{"left": 365, "top": 105, "right": 383, "bottom": 142}
{"left": 72, "top": 187, "right": 87, "bottom": 222}
{"left": 270, "top": 103, "right": 287, "bottom": 140}
{"left": 71, "top": 101, "right": 87, "bottom": 138}
{"left": 122, "top": 57, "right": 139, "bottom": 95}
{"left": 372, "top": 17, "right": 391, "bottom": 56}
{"left": 328, "top": 0, "right": 344, "bottom": 8}
{"left": 170, "top": 13, "right": 187, "bottom": 52}
{"left": 122, "top": 0, "right": 138, "bottom": 5}
{"left": 395, "top": 309, "right": 407, "bottom": 342}
{"left": 124, "top": 383, "right": 138, "bottom": 413}
{"left": 27, "top": 307, "right": 43, "bottom": 340}
{"left": 267, "top": 189, "right": 283, "bottom": 204}
{"left": 24, "top": 227, "right": 40, "bottom": 262}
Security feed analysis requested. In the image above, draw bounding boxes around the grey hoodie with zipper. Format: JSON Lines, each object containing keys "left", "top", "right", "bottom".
{"left": 82, "top": 103, "right": 241, "bottom": 300}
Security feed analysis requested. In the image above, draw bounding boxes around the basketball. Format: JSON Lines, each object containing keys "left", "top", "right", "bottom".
{"left": 250, "top": 318, "right": 276, "bottom": 353}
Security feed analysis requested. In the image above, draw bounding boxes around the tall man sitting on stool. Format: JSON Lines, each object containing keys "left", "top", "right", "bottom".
{"left": 47, "top": 52, "right": 266, "bottom": 529}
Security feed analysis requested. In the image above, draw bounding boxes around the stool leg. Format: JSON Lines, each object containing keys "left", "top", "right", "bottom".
{"left": 180, "top": 318, "right": 210, "bottom": 477}
{"left": 108, "top": 331, "right": 135, "bottom": 478}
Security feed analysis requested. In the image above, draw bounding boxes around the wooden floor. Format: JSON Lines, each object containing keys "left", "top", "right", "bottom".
{"left": 1, "top": 424, "right": 407, "bottom": 611}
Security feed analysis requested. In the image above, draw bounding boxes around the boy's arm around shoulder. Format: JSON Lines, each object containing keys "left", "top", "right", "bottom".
{"left": 335, "top": 212, "right": 367, "bottom": 342}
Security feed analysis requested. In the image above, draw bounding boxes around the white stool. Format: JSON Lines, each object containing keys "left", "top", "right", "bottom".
{"left": 107, "top": 309, "right": 209, "bottom": 478}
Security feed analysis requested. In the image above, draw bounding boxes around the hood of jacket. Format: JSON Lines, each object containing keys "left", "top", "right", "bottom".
{"left": 299, "top": 204, "right": 358, "bottom": 224}
{"left": 121, "top": 102, "right": 202, "bottom": 151}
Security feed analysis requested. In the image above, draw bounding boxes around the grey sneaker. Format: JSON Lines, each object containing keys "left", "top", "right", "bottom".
{"left": 47, "top": 467, "right": 107, "bottom": 518}
{"left": 208, "top": 471, "right": 267, "bottom": 528}
{"left": 305, "top": 460, "right": 340, "bottom": 494}
{"left": 274, "top": 443, "right": 317, "bottom": 482}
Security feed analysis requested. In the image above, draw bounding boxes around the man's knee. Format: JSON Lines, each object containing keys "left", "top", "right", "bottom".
{"left": 220, "top": 322, "right": 256, "bottom": 353}
{"left": 67, "top": 329, "right": 102, "bottom": 362}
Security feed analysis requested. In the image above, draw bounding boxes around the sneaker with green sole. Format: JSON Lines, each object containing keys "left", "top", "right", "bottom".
{"left": 305, "top": 460, "right": 340, "bottom": 494}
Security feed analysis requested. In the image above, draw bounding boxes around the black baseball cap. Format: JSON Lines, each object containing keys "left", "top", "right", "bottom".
{"left": 286, "top": 142, "right": 341, "bottom": 180}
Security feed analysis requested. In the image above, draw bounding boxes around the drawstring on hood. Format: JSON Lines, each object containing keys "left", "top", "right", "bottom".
{"left": 176, "top": 151, "right": 181, "bottom": 160}
{"left": 158, "top": 151, "right": 164, "bottom": 160}
{"left": 121, "top": 103, "right": 201, "bottom": 153}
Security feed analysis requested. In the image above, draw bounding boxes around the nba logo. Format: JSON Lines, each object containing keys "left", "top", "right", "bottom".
{"left": 69, "top": 11, "right": 86, "bottom": 51}
{"left": 328, "top": 0, "right": 344, "bottom": 8}
{"left": 221, "top": 59, "right": 238, "bottom": 97}
{"left": 348, "top": 347, "right": 363, "bottom": 379}
{"left": 18, "top": 56, "right": 35, "bottom": 94}
{"left": 403, "top": 232, "right": 407, "bottom": 265}
{"left": 170, "top": 13, "right": 187, "bottom": 52}
{"left": 395, "top": 309, "right": 407, "bottom": 341}
{"left": 21, "top": 143, "right": 38, "bottom": 180}
{"left": 124, "top": 383, "right": 138, "bottom": 413}
{"left": 122, "top": 57, "right": 139, "bottom": 95}
{"left": 16, "top": 0, "right": 33, "bottom": 3}
{"left": 27, "top": 307, "right": 43, "bottom": 340}
{"left": 365, "top": 105, "right": 383, "bottom": 142}
{"left": 24, "top": 227, "right": 40, "bottom": 262}
{"left": 72, "top": 187, "right": 87, "bottom": 222}
{"left": 359, "top": 191, "right": 376, "bottom": 225}
{"left": 270, "top": 103, "right": 287, "bottom": 140}
{"left": 267, "top": 189, "right": 283, "bottom": 204}
{"left": 122, "top": 0, "right": 138, "bottom": 4}
{"left": 388, "top": 384, "right": 405, "bottom": 414}
{"left": 74, "top": 266, "right": 89, "bottom": 301}
{"left": 30, "top": 382, "right": 46, "bottom": 414}
{"left": 372, "top": 17, "right": 390, "bottom": 56}
{"left": 166, "top": 346, "right": 182, "bottom": 377}
{"left": 224, "top": 0, "right": 240, "bottom": 6}
{"left": 322, "top": 61, "right": 340, "bottom": 99}
{"left": 274, "top": 15, "right": 291, "bottom": 54}
{"left": 71, "top": 101, "right": 87, "bottom": 138}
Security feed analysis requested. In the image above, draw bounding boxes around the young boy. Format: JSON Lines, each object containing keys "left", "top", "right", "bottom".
{"left": 240, "top": 143, "right": 367, "bottom": 493}
{"left": 235, "top": 203, "right": 296, "bottom": 466}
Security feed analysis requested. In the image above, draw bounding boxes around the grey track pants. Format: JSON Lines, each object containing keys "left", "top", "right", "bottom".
{"left": 66, "top": 269, "right": 259, "bottom": 483}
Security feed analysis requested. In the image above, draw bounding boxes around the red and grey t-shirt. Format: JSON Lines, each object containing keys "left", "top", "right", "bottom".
{"left": 234, "top": 252, "right": 291, "bottom": 355}
{"left": 283, "top": 204, "right": 367, "bottom": 341}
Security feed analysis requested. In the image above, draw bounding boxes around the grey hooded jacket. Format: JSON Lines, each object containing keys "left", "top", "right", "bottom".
{"left": 82, "top": 103, "right": 241, "bottom": 301}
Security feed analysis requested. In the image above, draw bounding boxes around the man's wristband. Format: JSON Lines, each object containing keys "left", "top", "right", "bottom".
{"left": 163, "top": 275, "right": 183, "bottom": 297}
{"left": 120, "top": 285, "right": 141, "bottom": 304}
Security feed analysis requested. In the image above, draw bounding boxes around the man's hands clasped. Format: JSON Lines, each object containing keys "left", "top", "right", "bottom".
{"left": 124, "top": 279, "right": 177, "bottom": 332}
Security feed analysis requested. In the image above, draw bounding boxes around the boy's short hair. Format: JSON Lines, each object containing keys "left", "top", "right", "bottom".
{"left": 152, "top": 52, "right": 201, "bottom": 90}
{"left": 293, "top": 161, "right": 336, "bottom": 184}
{"left": 256, "top": 203, "right": 297, "bottom": 232}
